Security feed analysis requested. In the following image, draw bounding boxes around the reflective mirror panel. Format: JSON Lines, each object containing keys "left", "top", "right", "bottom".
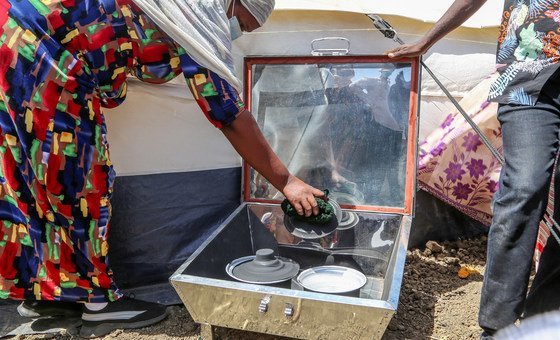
{"left": 247, "top": 60, "right": 415, "bottom": 208}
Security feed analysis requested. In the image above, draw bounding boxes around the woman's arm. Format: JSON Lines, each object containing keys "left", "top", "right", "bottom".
{"left": 221, "top": 110, "right": 325, "bottom": 217}
{"left": 173, "top": 47, "right": 324, "bottom": 216}
{"left": 386, "top": 0, "right": 487, "bottom": 58}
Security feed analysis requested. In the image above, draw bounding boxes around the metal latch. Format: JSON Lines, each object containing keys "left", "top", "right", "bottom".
{"left": 259, "top": 295, "right": 271, "bottom": 313}
{"left": 284, "top": 303, "right": 294, "bottom": 318}
{"left": 366, "top": 14, "right": 404, "bottom": 45}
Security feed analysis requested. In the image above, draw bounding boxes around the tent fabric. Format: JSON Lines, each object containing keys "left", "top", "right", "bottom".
{"left": 408, "top": 190, "right": 486, "bottom": 248}
{"left": 105, "top": 78, "right": 240, "bottom": 177}
{"left": 107, "top": 167, "right": 241, "bottom": 304}
{"left": 107, "top": 10, "right": 499, "bottom": 176}
{"left": 273, "top": 0, "right": 504, "bottom": 28}
{"left": 422, "top": 53, "right": 497, "bottom": 97}
{"left": 240, "top": 0, "right": 276, "bottom": 26}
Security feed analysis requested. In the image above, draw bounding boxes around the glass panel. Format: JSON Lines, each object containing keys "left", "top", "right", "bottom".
{"left": 250, "top": 62, "right": 413, "bottom": 208}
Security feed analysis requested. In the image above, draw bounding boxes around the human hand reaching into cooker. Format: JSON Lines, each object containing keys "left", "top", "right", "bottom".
{"left": 221, "top": 110, "right": 326, "bottom": 217}
{"left": 282, "top": 175, "right": 326, "bottom": 217}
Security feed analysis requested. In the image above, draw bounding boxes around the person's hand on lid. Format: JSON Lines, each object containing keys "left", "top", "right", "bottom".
{"left": 282, "top": 176, "right": 326, "bottom": 217}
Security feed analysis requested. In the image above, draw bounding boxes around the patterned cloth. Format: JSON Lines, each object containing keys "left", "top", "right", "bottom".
{"left": 419, "top": 73, "right": 553, "bottom": 262}
{"left": 0, "top": 0, "right": 243, "bottom": 302}
{"left": 419, "top": 75, "right": 502, "bottom": 225}
{"left": 489, "top": 0, "right": 560, "bottom": 104}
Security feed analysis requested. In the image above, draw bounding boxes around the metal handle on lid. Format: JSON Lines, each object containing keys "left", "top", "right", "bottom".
{"left": 311, "top": 37, "right": 350, "bottom": 56}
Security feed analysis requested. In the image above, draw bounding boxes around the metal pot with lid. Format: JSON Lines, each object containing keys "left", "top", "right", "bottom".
{"left": 295, "top": 265, "right": 367, "bottom": 297}
{"left": 226, "top": 248, "right": 300, "bottom": 285}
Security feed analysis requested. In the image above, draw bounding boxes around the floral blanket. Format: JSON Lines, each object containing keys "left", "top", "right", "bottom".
{"left": 418, "top": 74, "right": 551, "bottom": 259}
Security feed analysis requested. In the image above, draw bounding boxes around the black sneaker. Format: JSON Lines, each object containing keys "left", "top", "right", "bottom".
{"left": 17, "top": 300, "right": 83, "bottom": 318}
{"left": 79, "top": 297, "right": 168, "bottom": 338}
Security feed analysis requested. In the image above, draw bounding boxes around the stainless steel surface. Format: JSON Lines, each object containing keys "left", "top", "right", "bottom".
{"left": 259, "top": 296, "right": 271, "bottom": 314}
{"left": 338, "top": 211, "right": 360, "bottom": 230}
{"left": 311, "top": 37, "right": 351, "bottom": 56}
{"left": 171, "top": 279, "right": 394, "bottom": 340}
{"left": 251, "top": 203, "right": 401, "bottom": 255}
{"left": 284, "top": 303, "right": 295, "bottom": 318}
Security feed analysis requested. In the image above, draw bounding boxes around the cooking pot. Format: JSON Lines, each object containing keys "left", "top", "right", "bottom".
{"left": 226, "top": 248, "right": 299, "bottom": 288}
{"left": 282, "top": 199, "right": 343, "bottom": 249}
{"left": 295, "top": 265, "right": 367, "bottom": 297}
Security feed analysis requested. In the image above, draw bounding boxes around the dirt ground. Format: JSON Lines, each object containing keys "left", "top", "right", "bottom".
{"left": 19, "top": 236, "right": 488, "bottom": 340}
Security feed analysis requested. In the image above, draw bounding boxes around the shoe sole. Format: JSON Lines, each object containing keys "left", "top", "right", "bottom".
{"left": 17, "top": 303, "right": 41, "bottom": 318}
{"left": 17, "top": 302, "right": 83, "bottom": 319}
{"left": 79, "top": 309, "right": 169, "bottom": 338}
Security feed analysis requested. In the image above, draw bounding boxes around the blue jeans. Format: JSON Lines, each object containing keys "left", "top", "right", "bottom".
{"left": 479, "top": 74, "right": 560, "bottom": 333}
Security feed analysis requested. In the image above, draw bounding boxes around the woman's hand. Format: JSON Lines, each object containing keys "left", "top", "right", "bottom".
{"left": 282, "top": 175, "right": 326, "bottom": 217}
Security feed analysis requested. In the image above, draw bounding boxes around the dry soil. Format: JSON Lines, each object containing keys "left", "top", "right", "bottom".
{"left": 20, "top": 236, "right": 488, "bottom": 340}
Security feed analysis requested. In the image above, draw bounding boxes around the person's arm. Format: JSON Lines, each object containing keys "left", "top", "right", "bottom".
{"left": 176, "top": 48, "right": 324, "bottom": 216}
{"left": 221, "top": 110, "right": 325, "bottom": 216}
{"left": 386, "top": 0, "right": 487, "bottom": 58}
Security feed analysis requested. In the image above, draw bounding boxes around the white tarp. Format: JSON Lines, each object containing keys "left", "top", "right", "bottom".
{"left": 107, "top": 9, "right": 500, "bottom": 176}
{"left": 274, "top": 0, "right": 504, "bottom": 28}
{"left": 422, "top": 53, "right": 497, "bottom": 97}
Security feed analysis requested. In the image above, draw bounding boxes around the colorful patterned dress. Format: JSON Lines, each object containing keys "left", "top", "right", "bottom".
{"left": 489, "top": 0, "right": 560, "bottom": 104}
{"left": 0, "top": 0, "right": 244, "bottom": 302}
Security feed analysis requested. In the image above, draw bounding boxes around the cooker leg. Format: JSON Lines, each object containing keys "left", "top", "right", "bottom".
{"left": 200, "top": 323, "right": 216, "bottom": 340}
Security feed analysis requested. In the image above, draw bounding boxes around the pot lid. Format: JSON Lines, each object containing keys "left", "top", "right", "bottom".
{"left": 226, "top": 249, "right": 300, "bottom": 284}
{"left": 296, "top": 265, "right": 367, "bottom": 294}
{"left": 284, "top": 200, "right": 342, "bottom": 239}
{"left": 337, "top": 210, "right": 359, "bottom": 230}
{"left": 328, "top": 192, "right": 360, "bottom": 230}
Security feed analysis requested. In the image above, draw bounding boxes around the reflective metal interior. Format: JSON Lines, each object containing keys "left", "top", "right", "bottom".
{"left": 181, "top": 203, "right": 401, "bottom": 300}
{"left": 249, "top": 62, "right": 413, "bottom": 208}
{"left": 172, "top": 202, "right": 411, "bottom": 339}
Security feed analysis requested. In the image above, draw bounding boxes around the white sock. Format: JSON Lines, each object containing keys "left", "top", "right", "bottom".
{"left": 84, "top": 302, "right": 108, "bottom": 311}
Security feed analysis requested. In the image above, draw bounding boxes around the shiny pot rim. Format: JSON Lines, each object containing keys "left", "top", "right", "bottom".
{"left": 296, "top": 265, "right": 367, "bottom": 294}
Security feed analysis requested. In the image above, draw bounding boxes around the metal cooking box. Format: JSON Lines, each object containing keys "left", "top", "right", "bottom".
{"left": 171, "top": 55, "right": 420, "bottom": 339}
